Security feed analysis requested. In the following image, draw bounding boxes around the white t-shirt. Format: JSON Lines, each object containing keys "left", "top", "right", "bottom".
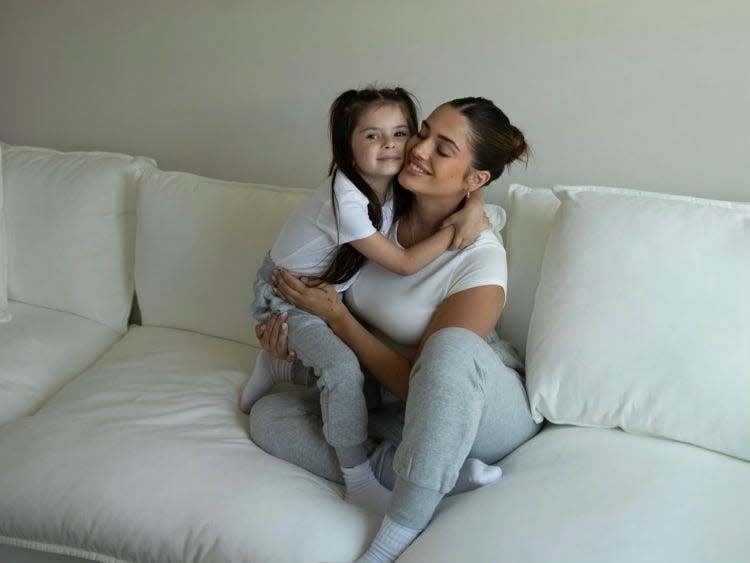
{"left": 270, "top": 172, "right": 394, "bottom": 292}
{"left": 345, "top": 224, "right": 507, "bottom": 353}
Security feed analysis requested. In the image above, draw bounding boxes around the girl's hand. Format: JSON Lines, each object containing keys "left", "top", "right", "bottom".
{"left": 255, "top": 312, "right": 296, "bottom": 362}
{"left": 441, "top": 192, "right": 490, "bottom": 249}
{"left": 272, "top": 269, "right": 345, "bottom": 324}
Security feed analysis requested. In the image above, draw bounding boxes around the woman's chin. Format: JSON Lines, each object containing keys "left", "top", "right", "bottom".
{"left": 398, "top": 169, "right": 418, "bottom": 189}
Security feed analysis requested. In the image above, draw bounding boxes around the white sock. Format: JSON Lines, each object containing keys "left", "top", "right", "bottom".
{"left": 355, "top": 516, "right": 422, "bottom": 563}
{"left": 342, "top": 461, "right": 392, "bottom": 516}
{"left": 239, "top": 350, "right": 292, "bottom": 413}
{"left": 450, "top": 458, "right": 502, "bottom": 495}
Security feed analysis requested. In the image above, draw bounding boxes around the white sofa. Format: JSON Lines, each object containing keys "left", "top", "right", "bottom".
{"left": 0, "top": 142, "right": 748, "bottom": 563}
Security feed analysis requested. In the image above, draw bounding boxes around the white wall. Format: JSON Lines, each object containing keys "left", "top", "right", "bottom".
{"left": 1, "top": 0, "right": 748, "bottom": 205}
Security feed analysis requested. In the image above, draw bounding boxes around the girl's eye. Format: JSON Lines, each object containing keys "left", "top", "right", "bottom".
{"left": 437, "top": 146, "right": 450, "bottom": 158}
{"left": 365, "top": 133, "right": 380, "bottom": 140}
{"left": 394, "top": 130, "right": 408, "bottom": 137}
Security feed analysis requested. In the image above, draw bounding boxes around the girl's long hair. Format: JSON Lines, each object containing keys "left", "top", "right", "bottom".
{"left": 319, "top": 86, "right": 419, "bottom": 285}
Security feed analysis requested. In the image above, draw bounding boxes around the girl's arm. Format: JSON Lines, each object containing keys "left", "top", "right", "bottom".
{"left": 440, "top": 190, "right": 491, "bottom": 249}
{"left": 272, "top": 269, "right": 504, "bottom": 400}
{"left": 348, "top": 226, "right": 454, "bottom": 276}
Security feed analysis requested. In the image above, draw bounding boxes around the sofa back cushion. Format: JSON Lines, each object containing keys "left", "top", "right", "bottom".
{"left": 499, "top": 184, "right": 560, "bottom": 357}
{"left": 526, "top": 185, "right": 750, "bottom": 460}
{"left": 0, "top": 144, "right": 9, "bottom": 322}
{"left": 1, "top": 144, "right": 155, "bottom": 333}
{"left": 134, "top": 168, "right": 311, "bottom": 345}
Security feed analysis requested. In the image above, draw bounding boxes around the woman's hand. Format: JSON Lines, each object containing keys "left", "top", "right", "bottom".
{"left": 272, "top": 269, "right": 346, "bottom": 325}
{"left": 441, "top": 191, "right": 490, "bottom": 249}
{"left": 255, "top": 312, "right": 296, "bottom": 362}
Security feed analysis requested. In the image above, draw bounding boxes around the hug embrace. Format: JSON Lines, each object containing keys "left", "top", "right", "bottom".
{"left": 239, "top": 87, "right": 539, "bottom": 563}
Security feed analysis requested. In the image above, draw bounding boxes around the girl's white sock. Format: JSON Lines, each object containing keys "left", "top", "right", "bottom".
{"left": 239, "top": 350, "right": 292, "bottom": 413}
{"left": 355, "top": 516, "right": 422, "bottom": 563}
{"left": 341, "top": 461, "right": 392, "bottom": 516}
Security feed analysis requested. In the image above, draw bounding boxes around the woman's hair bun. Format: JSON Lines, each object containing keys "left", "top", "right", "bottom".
{"left": 508, "top": 125, "right": 529, "bottom": 166}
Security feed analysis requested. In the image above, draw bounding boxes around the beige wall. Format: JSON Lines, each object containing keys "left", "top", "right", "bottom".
{"left": 1, "top": 0, "right": 748, "bottom": 205}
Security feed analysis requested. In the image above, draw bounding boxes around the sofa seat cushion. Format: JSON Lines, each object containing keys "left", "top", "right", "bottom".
{"left": 0, "top": 325, "right": 377, "bottom": 563}
{"left": 0, "top": 301, "right": 120, "bottom": 426}
{"left": 401, "top": 425, "right": 750, "bottom": 563}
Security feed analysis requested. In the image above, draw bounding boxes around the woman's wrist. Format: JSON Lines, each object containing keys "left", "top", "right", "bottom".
{"left": 326, "top": 299, "right": 349, "bottom": 333}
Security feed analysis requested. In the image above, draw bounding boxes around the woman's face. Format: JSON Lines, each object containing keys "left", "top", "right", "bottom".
{"left": 398, "top": 104, "right": 476, "bottom": 198}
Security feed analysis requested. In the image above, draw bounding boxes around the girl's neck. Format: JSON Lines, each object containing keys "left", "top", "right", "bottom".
{"left": 369, "top": 177, "right": 392, "bottom": 204}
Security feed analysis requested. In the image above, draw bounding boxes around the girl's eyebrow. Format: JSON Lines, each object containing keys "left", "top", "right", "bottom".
{"left": 421, "top": 121, "right": 459, "bottom": 151}
{"left": 359, "top": 123, "right": 409, "bottom": 132}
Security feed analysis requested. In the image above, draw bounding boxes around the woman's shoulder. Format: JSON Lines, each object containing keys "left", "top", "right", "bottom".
{"left": 445, "top": 229, "right": 507, "bottom": 294}
{"left": 461, "top": 229, "right": 506, "bottom": 256}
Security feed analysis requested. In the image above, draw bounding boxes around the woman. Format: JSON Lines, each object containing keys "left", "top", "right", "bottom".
{"left": 250, "top": 97, "right": 541, "bottom": 563}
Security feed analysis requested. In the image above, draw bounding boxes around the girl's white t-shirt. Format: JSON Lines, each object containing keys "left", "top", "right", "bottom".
{"left": 270, "top": 172, "right": 394, "bottom": 293}
{"left": 345, "top": 224, "right": 507, "bottom": 353}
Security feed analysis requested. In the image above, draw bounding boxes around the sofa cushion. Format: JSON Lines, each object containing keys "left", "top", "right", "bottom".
{"left": 400, "top": 425, "right": 750, "bottom": 563}
{"left": 0, "top": 325, "right": 377, "bottom": 562}
{"left": 498, "top": 184, "right": 559, "bottom": 357}
{"left": 1, "top": 144, "right": 155, "bottom": 333}
{"left": 0, "top": 144, "right": 9, "bottom": 323}
{"left": 526, "top": 185, "right": 750, "bottom": 460}
{"left": 0, "top": 301, "right": 120, "bottom": 426}
{"left": 135, "top": 168, "right": 312, "bottom": 345}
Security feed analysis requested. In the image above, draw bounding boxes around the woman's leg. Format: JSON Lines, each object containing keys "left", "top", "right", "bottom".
{"left": 249, "top": 388, "right": 344, "bottom": 483}
{"left": 358, "top": 326, "right": 540, "bottom": 563}
{"left": 391, "top": 326, "right": 539, "bottom": 526}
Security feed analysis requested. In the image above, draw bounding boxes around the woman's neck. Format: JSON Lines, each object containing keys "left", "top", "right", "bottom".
{"left": 400, "top": 194, "right": 464, "bottom": 246}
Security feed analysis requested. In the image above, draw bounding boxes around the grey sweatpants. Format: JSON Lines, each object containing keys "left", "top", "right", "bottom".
{"left": 249, "top": 326, "right": 541, "bottom": 529}
{"left": 251, "top": 254, "right": 369, "bottom": 466}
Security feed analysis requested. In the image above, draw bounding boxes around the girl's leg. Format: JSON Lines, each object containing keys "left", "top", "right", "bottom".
{"left": 284, "top": 309, "right": 370, "bottom": 468}
{"left": 359, "top": 327, "right": 540, "bottom": 562}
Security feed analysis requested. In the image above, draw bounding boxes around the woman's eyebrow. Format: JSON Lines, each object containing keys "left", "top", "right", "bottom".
{"left": 422, "top": 120, "right": 459, "bottom": 151}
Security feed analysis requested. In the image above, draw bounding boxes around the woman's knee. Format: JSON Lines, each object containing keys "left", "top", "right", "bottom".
{"left": 413, "top": 327, "right": 494, "bottom": 387}
{"left": 421, "top": 327, "right": 489, "bottom": 360}
{"left": 248, "top": 391, "right": 309, "bottom": 450}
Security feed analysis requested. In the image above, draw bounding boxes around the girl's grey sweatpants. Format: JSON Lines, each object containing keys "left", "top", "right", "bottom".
{"left": 251, "top": 254, "right": 369, "bottom": 467}
{"left": 249, "top": 325, "right": 541, "bottom": 529}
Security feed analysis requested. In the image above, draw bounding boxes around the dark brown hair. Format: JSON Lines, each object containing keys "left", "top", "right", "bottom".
{"left": 320, "top": 86, "right": 419, "bottom": 285}
{"left": 448, "top": 97, "right": 529, "bottom": 183}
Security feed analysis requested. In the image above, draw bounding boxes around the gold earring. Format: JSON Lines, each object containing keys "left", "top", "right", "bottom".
{"left": 466, "top": 189, "right": 471, "bottom": 200}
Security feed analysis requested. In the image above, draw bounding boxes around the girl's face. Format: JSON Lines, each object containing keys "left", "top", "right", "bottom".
{"left": 399, "top": 104, "right": 482, "bottom": 199}
{"left": 351, "top": 103, "right": 410, "bottom": 187}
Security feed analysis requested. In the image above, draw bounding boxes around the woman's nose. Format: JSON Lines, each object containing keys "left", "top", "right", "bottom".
{"left": 411, "top": 138, "right": 429, "bottom": 158}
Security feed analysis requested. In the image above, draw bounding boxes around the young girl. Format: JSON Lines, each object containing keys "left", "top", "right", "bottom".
{"left": 240, "top": 87, "right": 489, "bottom": 512}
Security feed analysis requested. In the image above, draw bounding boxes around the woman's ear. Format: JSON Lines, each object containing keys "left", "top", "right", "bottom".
{"left": 468, "top": 169, "right": 491, "bottom": 192}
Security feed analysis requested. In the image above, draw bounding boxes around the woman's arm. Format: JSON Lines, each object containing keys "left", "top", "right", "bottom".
{"left": 349, "top": 226, "right": 454, "bottom": 276}
{"left": 273, "top": 269, "right": 504, "bottom": 400}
